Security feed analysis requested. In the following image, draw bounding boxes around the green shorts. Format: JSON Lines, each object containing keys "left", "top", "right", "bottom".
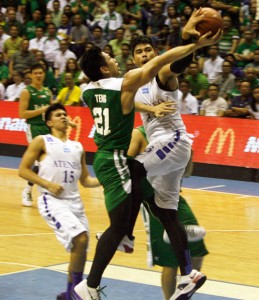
{"left": 93, "top": 150, "right": 131, "bottom": 212}
{"left": 26, "top": 124, "right": 50, "bottom": 141}
{"left": 142, "top": 195, "right": 209, "bottom": 268}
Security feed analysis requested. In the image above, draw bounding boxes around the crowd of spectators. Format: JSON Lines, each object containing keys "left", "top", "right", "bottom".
{"left": 0, "top": 0, "right": 258, "bottom": 118}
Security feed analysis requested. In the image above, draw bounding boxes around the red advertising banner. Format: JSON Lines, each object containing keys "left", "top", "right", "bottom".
{"left": 0, "top": 102, "right": 259, "bottom": 168}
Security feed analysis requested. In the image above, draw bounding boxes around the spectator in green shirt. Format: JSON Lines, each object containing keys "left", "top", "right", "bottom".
{"left": 0, "top": 51, "right": 8, "bottom": 86}
{"left": 185, "top": 61, "right": 209, "bottom": 102}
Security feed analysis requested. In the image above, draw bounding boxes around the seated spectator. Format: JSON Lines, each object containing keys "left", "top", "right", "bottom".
{"left": 146, "top": 2, "right": 167, "bottom": 40}
{"left": 164, "top": 5, "right": 180, "bottom": 28}
{"left": 115, "top": 42, "right": 132, "bottom": 77}
{"left": 9, "top": 38, "right": 36, "bottom": 74}
{"left": 90, "top": 26, "right": 108, "bottom": 50}
{"left": 42, "top": 23, "right": 61, "bottom": 67}
{"left": 185, "top": 61, "right": 209, "bottom": 102}
{"left": 234, "top": 29, "right": 258, "bottom": 68}
{"left": 4, "top": 70, "right": 25, "bottom": 101}
{"left": 103, "top": 44, "right": 115, "bottom": 58}
{"left": 43, "top": 13, "right": 54, "bottom": 30}
{"left": 0, "top": 25, "right": 10, "bottom": 53}
{"left": 57, "top": 13, "right": 72, "bottom": 40}
{"left": 213, "top": 59, "right": 236, "bottom": 100}
{"left": 3, "top": 25, "right": 23, "bottom": 62}
{"left": 200, "top": 84, "right": 228, "bottom": 117}
{"left": 224, "top": 53, "right": 244, "bottom": 78}
{"left": 243, "top": 67, "right": 259, "bottom": 89}
{"left": 35, "top": 50, "right": 45, "bottom": 62}
{"left": 47, "top": 0, "right": 72, "bottom": 12}
{"left": 4, "top": 8, "right": 22, "bottom": 35}
{"left": 209, "top": 0, "right": 241, "bottom": 28}
{"left": 69, "top": 14, "right": 90, "bottom": 59}
{"left": 70, "top": 0, "right": 93, "bottom": 24}
{"left": 125, "top": 58, "right": 136, "bottom": 72}
{"left": 218, "top": 15, "right": 239, "bottom": 56}
{"left": 166, "top": 17, "right": 182, "bottom": 49}
{"left": 245, "top": 47, "right": 259, "bottom": 77}
{"left": 89, "top": 0, "right": 108, "bottom": 29}
{"left": 0, "top": 51, "right": 8, "bottom": 86}
{"left": 248, "top": 86, "right": 259, "bottom": 119}
{"left": 178, "top": 79, "right": 199, "bottom": 115}
{"left": 98, "top": 0, "right": 123, "bottom": 41}
{"left": 108, "top": 27, "right": 128, "bottom": 56}
{"left": 203, "top": 45, "right": 224, "bottom": 83}
{"left": 0, "top": 79, "right": 4, "bottom": 98}
{"left": 28, "top": 26, "right": 47, "bottom": 54}
{"left": 121, "top": 0, "right": 142, "bottom": 27}
{"left": 123, "top": 19, "right": 143, "bottom": 42}
{"left": 225, "top": 80, "right": 253, "bottom": 118}
{"left": 53, "top": 39, "right": 77, "bottom": 79}
{"left": 51, "top": 0, "right": 63, "bottom": 28}
{"left": 22, "top": 9, "right": 44, "bottom": 40}
{"left": 55, "top": 72, "right": 81, "bottom": 106}
{"left": 58, "top": 57, "right": 81, "bottom": 90}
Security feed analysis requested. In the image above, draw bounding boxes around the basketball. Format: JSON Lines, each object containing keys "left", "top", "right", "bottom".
{"left": 196, "top": 7, "right": 223, "bottom": 36}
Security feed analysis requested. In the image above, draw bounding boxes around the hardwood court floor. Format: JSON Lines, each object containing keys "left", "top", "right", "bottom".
{"left": 0, "top": 167, "right": 259, "bottom": 290}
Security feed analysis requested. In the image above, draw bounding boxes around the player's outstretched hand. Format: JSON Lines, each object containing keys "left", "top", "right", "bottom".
{"left": 197, "top": 28, "right": 222, "bottom": 47}
{"left": 153, "top": 101, "right": 177, "bottom": 118}
{"left": 47, "top": 182, "right": 64, "bottom": 196}
{"left": 182, "top": 8, "right": 205, "bottom": 40}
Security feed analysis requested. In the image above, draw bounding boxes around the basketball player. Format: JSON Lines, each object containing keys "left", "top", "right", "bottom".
{"left": 128, "top": 126, "right": 208, "bottom": 300}
{"left": 128, "top": 16, "right": 219, "bottom": 298}
{"left": 19, "top": 63, "right": 53, "bottom": 207}
{"left": 18, "top": 103, "right": 100, "bottom": 300}
{"left": 74, "top": 8, "right": 221, "bottom": 300}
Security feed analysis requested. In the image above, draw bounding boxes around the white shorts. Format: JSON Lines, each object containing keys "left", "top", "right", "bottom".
{"left": 136, "top": 131, "right": 191, "bottom": 210}
{"left": 38, "top": 193, "right": 89, "bottom": 252}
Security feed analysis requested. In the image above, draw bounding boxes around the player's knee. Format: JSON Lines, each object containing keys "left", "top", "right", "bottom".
{"left": 73, "top": 232, "right": 88, "bottom": 250}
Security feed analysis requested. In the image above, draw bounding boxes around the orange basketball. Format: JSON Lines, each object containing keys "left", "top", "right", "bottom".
{"left": 196, "top": 7, "right": 223, "bottom": 36}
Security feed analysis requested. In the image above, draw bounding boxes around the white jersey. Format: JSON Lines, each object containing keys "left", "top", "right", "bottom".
{"left": 135, "top": 77, "right": 187, "bottom": 142}
{"left": 38, "top": 134, "right": 83, "bottom": 200}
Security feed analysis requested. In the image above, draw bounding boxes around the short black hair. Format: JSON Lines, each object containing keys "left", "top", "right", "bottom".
{"left": 45, "top": 103, "right": 67, "bottom": 123}
{"left": 30, "top": 63, "right": 45, "bottom": 73}
{"left": 80, "top": 46, "right": 107, "bottom": 81}
{"left": 130, "top": 36, "right": 155, "bottom": 56}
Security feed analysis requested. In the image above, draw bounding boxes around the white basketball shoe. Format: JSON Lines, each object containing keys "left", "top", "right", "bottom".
{"left": 96, "top": 233, "right": 134, "bottom": 253}
{"left": 170, "top": 269, "right": 207, "bottom": 300}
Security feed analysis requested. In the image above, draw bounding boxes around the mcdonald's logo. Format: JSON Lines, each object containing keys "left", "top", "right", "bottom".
{"left": 66, "top": 115, "right": 82, "bottom": 141}
{"left": 205, "top": 128, "right": 235, "bottom": 156}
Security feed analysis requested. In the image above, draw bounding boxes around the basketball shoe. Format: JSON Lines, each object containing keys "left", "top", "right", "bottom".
{"left": 163, "top": 225, "right": 206, "bottom": 243}
{"left": 170, "top": 269, "right": 207, "bottom": 300}
{"left": 74, "top": 279, "right": 106, "bottom": 300}
{"left": 22, "top": 187, "right": 33, "bottom": 207}
{"left": 96, "top": 233, "right": 134, "bottom": 253}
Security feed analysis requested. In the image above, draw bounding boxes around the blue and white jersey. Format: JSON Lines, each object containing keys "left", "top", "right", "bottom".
{"left": 38, "top": 134, "right": 83, "bottom": 200}
{"left": 135, "top": 77, "right": 187, "bottom": 142}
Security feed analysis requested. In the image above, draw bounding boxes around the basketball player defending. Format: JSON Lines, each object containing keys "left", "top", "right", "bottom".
{"left": 129, "top": 10, "right": 221, "bottom": 299}
{"left": 74, "top": 8, "right": 221, "bottom": 300}
{"left": 19, "top": 103, "right": 100, "bottom": 300}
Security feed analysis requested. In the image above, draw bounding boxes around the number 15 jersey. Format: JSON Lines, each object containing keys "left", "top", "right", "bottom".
{"left": 38, "top": 134, "right": 83, "bottom": 200}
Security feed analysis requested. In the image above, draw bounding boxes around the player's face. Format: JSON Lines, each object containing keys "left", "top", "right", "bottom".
{"left": 133, "top": 44, "right": 156, "bottom": 67}
{"left": 30, "top": 68, "right": 45, "bottom": 85}
{"left": 102, "top": 51, "right": 120, "bottom": 77}
{"left": 48, "top": 109, "right": 68, "bottom": 130}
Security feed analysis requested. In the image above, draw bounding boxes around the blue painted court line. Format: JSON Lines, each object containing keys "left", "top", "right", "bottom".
{"left": 0, "top": 268, "right": 237, "bottom": 300}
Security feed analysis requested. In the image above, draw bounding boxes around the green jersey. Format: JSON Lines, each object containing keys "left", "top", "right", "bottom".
{"left": 83, "top": 78, "right": 135, "bottom": 151}
{"left": 26, "top": 85, "right": 52, "bottom": 126}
